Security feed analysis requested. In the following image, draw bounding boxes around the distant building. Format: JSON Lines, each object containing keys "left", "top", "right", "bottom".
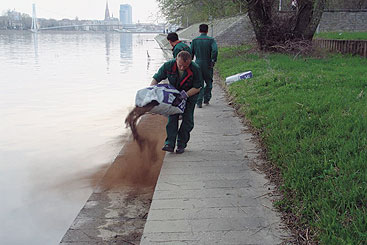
{"left": 119, "top": 4, "right": 132, "bottom": 25}
{"left": 6, "top": 10, "right": 24, "bottom": 29}
{"left": 105, "top": 1, "right": 110, "bottom": 20}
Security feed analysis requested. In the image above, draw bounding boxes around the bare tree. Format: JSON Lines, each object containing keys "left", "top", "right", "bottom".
{"left": 243, "top": 0, "right": 326, "bottom": 51}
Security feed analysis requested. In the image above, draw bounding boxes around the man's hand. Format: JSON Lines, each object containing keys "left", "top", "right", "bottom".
{"left": 150, "top": 78, "right": 158, "bottom": 86}
{"left": 209, "top": 61, "right": 215, "bottom": 68}
{"left": 172, "top": 90, "right": 188, "bottom": 107}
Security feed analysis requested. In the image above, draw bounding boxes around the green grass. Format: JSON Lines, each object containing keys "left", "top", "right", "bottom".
{"left": 216, "top": 45, "right": 367, "bottom": 244}
{"left": 314, "top": 32, "right": 367, "bottom": 40}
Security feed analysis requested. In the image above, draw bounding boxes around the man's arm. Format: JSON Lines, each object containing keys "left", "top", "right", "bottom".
{"left": 151, "top": 62, "right": 168, "bottom": 85}
{"left": 186, "top": 87, "right": 201, "bottom": 97}
{"left": 211, "top": 39, "right": 218, "bottom": 63}
{"left": 191, "top": 62, "right": 204, "bottom": 93}
{"left": 172, "top": 46, "right": 179, "bottom": 58}
{"left": 190, "top": 40, "right": 195, "bottom": 60}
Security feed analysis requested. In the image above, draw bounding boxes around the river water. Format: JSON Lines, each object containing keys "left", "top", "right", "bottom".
{"left": 0, "top": 31, "right": 165, "bottom": 245}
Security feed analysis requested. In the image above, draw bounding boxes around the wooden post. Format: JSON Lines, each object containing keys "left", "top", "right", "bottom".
{"left": 345, "top": 40, "right": 349, "bottom": 53}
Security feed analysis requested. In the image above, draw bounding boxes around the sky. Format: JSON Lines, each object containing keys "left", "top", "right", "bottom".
{"left": 0, "top": 0, "right": 163, "bottom": 23}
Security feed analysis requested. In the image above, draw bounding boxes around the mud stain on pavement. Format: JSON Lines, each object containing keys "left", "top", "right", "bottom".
{"left": 60, "top": 114, "right": 167, "bottom": 244}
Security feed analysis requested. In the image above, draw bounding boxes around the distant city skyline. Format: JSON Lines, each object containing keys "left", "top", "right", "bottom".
{"left": 0, "top": 0, "right": 163, "bottom": 23}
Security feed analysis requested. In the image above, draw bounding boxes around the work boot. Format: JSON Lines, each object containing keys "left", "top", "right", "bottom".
{"left": 197, "top": 103, "right": 202, "bottom": 108}
{"left": 162, "top": 144, "right": 174, "bottom": 152}
{"left": 176, "top": 146, "right": 185, "bottom": 154}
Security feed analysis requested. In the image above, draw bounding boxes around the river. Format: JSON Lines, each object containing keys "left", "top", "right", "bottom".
{"left": 0, "top": 31, "right": 166, "bottom": 245}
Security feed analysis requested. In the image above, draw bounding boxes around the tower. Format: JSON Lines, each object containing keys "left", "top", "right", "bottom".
{"left": 119, "top": 4, "right": 132, "bottom": 25}
{"left": 31, "top": 3, "right": 38, "bottom": 32}
{"left": 105, "top": 1, "right": 110, "bottom": 20}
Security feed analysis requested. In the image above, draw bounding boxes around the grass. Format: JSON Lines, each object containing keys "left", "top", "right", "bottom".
{"left": 216, "top": 45, "right": 367, "bottom": 244}
{"left": 314, "top": 32, "right": 367, "bottom": 40}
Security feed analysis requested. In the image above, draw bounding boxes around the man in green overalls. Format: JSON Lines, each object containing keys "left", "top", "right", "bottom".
{"left": 167, "top": 32, "right": 191, "bottom": 58}
{"left": 151, "top": 51, "right": 203, "bottom": 154}
{"left": 190, "top": 24, "right": 218, "bottom": 108}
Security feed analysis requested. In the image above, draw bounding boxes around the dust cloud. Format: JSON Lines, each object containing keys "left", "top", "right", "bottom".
{"left": 43, "top": 113, "right": 167, "bottom": 204}
{"left": 100, "top": 113, "right": 167, "bottom": 190}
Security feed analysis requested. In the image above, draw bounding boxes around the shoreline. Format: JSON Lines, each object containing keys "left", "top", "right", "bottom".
{"left": 60, "top": 114, "right": 167, "bottom": 244}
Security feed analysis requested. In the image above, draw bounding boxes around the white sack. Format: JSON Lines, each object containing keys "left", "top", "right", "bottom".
{"left": 135, "top": 84, "right": 186, "bottom": 116}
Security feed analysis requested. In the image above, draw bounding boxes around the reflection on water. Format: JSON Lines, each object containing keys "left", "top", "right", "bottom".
{"left": 120, "top": 33, "right": 133, "bottom": 58}
{"left": 0, "top": 31, "right": 165, "bottom": 245}
{"left": 32, "top": 33, "right": 38, "bottom": 59}
{"left": 105, "top": 33, "right": 111, "bottom": 70}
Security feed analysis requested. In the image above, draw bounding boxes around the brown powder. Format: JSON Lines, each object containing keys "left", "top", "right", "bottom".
{"left": 100, "top": 114, "right": 167, "bottom": 190}
{"left": 124, "top": 101, "right": 159, "bottom": 149}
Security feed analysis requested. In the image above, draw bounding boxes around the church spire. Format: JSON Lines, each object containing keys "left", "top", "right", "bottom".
{"left": 105, "top": 1, "right": 110, "bottom": 20}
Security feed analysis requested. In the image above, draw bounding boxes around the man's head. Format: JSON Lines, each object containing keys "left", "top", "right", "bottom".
{"left": 176, "top": 51, "right": 192, "bottom": 71}
{"left": 199, "top": 24, "right": 209, "bottom": 33}
{"left": 167, "top": 32, "right": 179, "bottom": 47}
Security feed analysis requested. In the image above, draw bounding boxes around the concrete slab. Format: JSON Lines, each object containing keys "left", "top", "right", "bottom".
{"left": 141, "top": 81, "right": 290, "bottom": 244}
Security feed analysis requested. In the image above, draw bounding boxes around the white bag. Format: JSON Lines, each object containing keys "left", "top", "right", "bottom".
{"left": 225, "top": 71, "right": 253, "bottom": 85}
{"left": 135, "top": 84, "right": 186, "bottom": 116}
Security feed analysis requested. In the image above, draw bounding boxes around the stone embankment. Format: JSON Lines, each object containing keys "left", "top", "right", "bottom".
{"left": 157, "top": 14, "right": 256, "bottom": 53}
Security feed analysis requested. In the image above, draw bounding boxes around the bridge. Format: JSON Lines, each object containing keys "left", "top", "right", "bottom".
{"left": 37, "top": 23, "right": 137, "bottom": 31}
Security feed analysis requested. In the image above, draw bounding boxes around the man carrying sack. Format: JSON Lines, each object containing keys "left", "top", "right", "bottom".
{"left": 150, "top": 51, "right": 203, "bottom": 154}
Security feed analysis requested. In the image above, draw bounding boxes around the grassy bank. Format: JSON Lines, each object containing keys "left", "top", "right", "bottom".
{"left": 314, "top": 32, "right": 367, "bottom": 40}
{"left": 216, "top": 45, "right": 367, "bottom": 244}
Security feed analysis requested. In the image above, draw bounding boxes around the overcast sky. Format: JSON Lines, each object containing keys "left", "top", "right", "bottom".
{"left": 0, "top": 0, "right": 163, "bottom": 23}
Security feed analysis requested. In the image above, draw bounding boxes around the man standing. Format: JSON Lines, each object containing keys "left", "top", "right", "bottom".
{"left": 190, "top": 24, "right": 218, "bottom": 108}
{"left": 150, "top": 51, "right": 203, "bottom": 154}
{"left": 167, "top": 32, "right": 191, "bottom": 58}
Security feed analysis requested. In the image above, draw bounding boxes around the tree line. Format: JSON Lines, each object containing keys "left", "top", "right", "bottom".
{"left": 0, "top": 10, "right": 32, "bottom": 30}
{"left": 0, "top": 10, "right": 83, "bottom": 30}
{"left": 158, "top": 0, "right": 367, "bottom": 25}
{"left": 157, "top": 0, "right": 367, "bottom": 51}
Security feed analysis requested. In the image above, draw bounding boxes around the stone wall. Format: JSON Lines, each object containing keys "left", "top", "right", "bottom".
{"left": 176, "top": 15, "right": 255, "bottom": 47}
{"left": 215, "top": 15, "right": 256, "bottom": 46}
{"left": 318, "top": 10, "right": 367, "bottom": 32}
{"left": 155, "top": 15, "right": 256, "bottom": 59}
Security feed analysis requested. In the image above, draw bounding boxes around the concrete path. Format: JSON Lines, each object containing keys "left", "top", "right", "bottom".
{"left": 140, "top": 81, "right": 290, "bottom": 244}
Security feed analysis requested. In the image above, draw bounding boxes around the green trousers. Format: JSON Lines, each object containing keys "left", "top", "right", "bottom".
{"left": 196, "top": 60, "right": 213, "bottom": 105}
{"left": 165, "top": 98, "right": 196, "bottom": 148}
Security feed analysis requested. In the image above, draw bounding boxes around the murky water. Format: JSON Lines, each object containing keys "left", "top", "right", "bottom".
{"left": 0, "top": 31, "right": 165, "bottom": 245}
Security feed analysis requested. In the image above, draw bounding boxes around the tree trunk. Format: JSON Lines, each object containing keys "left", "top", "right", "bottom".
{"left": 294, "top": 0, "right": 326, "bottom": 40}
{"left": 245, "top": 0, "right": 326, "bottom": 51}
{"left": 246, "top": 0, "right": 274, "bottom": 49}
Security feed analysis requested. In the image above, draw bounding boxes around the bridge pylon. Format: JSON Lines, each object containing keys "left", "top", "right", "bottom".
{"left": 31, "top": 3, "right": 39, "bottom": 32}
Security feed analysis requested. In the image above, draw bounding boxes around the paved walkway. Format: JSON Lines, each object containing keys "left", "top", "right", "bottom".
{"left": 140, "top": 81, "right": 290, "bottom": 244}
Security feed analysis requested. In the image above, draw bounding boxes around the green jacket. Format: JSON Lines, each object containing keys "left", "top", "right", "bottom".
{"left": 153, "top": 59, "right": 203, "bottom": 102}
{"left": 172, "top": 41, "right": 191, "bottom": 58}
{"left": 190, "top": 33, "right": 218, "bottom": 63}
